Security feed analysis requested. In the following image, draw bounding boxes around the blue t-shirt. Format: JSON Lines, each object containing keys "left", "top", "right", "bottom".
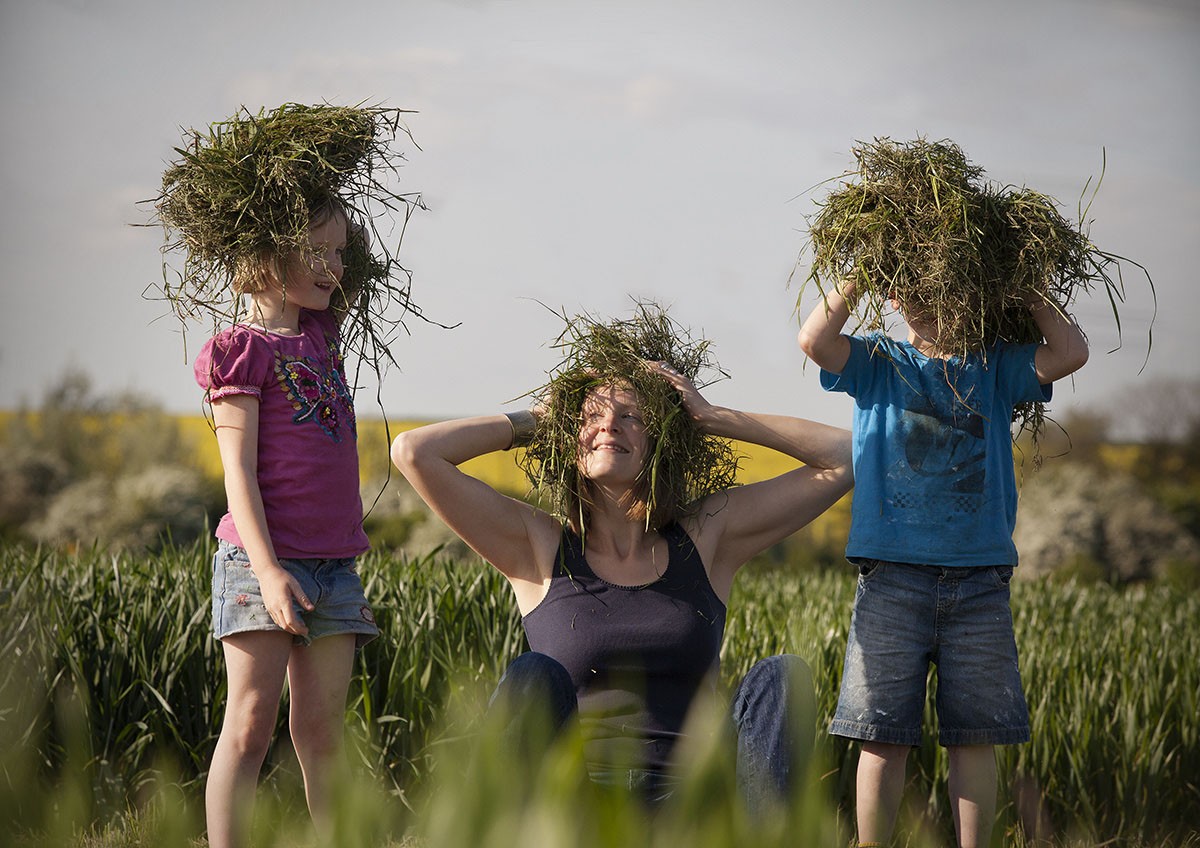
{"left": 821, "top": 333, "right": 1051, "bottom": 567}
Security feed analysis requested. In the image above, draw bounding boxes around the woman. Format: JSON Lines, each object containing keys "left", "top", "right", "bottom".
{"left": 390, "top": 311, "right": 852, "bottom": 808}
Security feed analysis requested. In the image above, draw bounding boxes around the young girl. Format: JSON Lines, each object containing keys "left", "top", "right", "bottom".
{"left": 196, "top": 198, "right": 378, "bottom": 847}
{"left": 153, "top": 103, "right": 424, "bottom": 847}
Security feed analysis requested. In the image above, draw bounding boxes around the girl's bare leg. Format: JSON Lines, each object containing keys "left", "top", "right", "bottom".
{"left": 206, "top": 631, "right": 293, "bottom": 848}
{"left": 286, "top": 634, "right": 357, "bottom": 838}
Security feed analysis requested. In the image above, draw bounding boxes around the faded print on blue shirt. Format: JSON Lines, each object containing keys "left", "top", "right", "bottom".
{"left": 821, "top": 333, "right": 1050, "bottom": 567}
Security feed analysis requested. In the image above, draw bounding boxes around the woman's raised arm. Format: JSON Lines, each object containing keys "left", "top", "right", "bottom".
{"left": 654, "top": 362, "right": 853, "bottom": 599}
{"left": 390, "top": 416, "right": 561, "bottom": 594}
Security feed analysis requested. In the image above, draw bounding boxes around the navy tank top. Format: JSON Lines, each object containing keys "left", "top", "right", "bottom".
{"left": 522, "top": 522, "right": 727, "bottom": 777}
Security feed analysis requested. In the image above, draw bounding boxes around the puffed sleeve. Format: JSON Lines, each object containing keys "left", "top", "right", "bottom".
{"left": 194, "top": 326, "right": 273, "bottom": 402}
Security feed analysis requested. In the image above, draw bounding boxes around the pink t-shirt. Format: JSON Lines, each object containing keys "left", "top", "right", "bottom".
{"left": 195, "top": 309, "right": 370, "bottom": 559}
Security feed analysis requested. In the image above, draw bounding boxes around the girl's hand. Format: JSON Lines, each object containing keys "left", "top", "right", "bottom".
{"left": 257, "top": 563, "right": 314, "bottom": 636}
{"left": 652, "top": 361, "right": 716, "bottom": 431}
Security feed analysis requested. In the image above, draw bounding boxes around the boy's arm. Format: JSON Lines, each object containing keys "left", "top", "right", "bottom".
{"left": 1030, "top": 295, "right": 1089, "bottom": 383}
{"left": 797, "top": 281, "right": 856, "bottom": 374}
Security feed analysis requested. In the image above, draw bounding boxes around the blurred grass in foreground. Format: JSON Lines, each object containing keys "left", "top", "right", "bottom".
{"left": 2, "top": 541, "right": 1197, "bottom": 846}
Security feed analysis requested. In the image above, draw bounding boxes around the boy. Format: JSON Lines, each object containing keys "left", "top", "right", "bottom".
{"left": 798, "top": 281, "right": 1088, "bottom": 848}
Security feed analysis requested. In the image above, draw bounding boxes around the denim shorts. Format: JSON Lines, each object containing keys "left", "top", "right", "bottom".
{"left": 211, "top": 541, "right": 379, "bottom": 648}
{"left": 830, "top": 559, "right": 1030, "bottom": 747}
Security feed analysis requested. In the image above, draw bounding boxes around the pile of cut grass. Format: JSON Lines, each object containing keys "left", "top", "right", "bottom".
{"left": 517, "top": 302, "right": 740, "bottom": 531}
{"left": 799, "top": 137, "right": 1152, "bottom": 437}
{"left": 149, "top": 102, "right": 432, "bottom": 373}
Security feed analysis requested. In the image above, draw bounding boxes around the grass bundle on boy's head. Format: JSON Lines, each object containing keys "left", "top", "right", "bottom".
{"left": 801, "top": 136, "right": 1150, "bottom": 437}
{"left": 518, "top": 302, "right": 740, "bottom": 531}
{"left": 151, "top": 102, "right": 427, "bottom": 370}
{"left": 803, "top": 137, "right": 1139, "bottom": 353}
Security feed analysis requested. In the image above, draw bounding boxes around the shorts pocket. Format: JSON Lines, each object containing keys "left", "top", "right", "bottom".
{"left": 219, "top": 542, "right": 251, "bottom": 569}
{"left": 991, "top": 565, "right": 1014, "bottom": 587}
{"left": 857, "top": 559, "right": 882, "bottom": 580}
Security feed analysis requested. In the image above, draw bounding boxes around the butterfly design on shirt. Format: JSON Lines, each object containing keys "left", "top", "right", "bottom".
{"left": 274, "top": 351, "right": 356, "bottom": 442}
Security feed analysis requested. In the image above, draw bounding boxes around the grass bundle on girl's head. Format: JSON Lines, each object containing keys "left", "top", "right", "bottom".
{"left": 799, "top": 136, "right": 1152, "bottom": 437}
{"left": 518, "top": 302, "right": 740, "bottom": 532}
{"left": 150, "top": 102, "right": 430, "bottom": 374}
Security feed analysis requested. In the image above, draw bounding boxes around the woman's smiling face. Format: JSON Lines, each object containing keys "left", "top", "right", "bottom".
{"left": 576, "top": 383, "right": 649, "bottom": 485}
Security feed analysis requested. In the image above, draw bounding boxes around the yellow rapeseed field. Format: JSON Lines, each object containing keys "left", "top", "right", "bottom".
{"left": 184, "top": 416, "right": 820, "bottom": 488}
{"left": 0, "top": 410, "right": 847, "bottom": 543}
{"left": 182, "top": 415, "right": 852, "bottom": 541}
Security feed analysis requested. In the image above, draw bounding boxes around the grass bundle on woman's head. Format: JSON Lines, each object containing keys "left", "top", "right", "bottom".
{"left": 518, "top": 302, "right": 740, "bottom": 532}
{"left": 800, "top": 136, "right": 1152, "bottom": 437}
{"left": 151, "top": 102, "right": 429, "bottom": 372}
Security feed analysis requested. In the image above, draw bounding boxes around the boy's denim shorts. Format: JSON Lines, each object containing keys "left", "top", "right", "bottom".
{"left": 211, "top": 540, "right": 379, "bottom": 648}
{"left": 830, "top": 559, "right": 1030, "bottom": 748}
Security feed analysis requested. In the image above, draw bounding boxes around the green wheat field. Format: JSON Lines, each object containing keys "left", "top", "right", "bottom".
{"left": 2, "top": 540, "right": 1197, "bottom": 848}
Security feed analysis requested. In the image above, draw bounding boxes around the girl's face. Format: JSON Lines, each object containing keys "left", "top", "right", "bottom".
{"left": 279, "top": 211, "right": 348, "bottom": 312}
{"left": 577, "top": 384, "right": 649, "bottom": 485}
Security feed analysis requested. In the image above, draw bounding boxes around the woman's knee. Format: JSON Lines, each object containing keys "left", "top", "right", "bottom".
{"left": 731, "top": 655, "right": 817, "bottom": 809}
{"left": 751, "top": 653, "right": 812, "bottom": 685}
{"left": 733, "top": 654, "right": 814, "bottom": 721}
{"left": 493, "top": 653, "right": 572, "bottom": 701}
{"left": 501, "top": 651, "right": 572, "bottom": 687}
{"left": 490, "top": 652, "right": 577, "bottom": 730}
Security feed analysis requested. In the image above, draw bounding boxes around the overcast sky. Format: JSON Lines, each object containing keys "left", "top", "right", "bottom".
{"left": 1, "top": 0, "right": 1196, "bottom": 438}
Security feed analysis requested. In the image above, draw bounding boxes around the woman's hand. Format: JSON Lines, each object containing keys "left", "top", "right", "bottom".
{"left": 652, "top": 361, "right": 716, "bottom": 431}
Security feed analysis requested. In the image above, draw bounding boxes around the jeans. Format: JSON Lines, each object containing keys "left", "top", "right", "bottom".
{"left": 488, "top": 652, "right": 815, "bottom": 812}
{"left": 830, "top": 559, "right": 1030, "bottom": 747}
{"left": 488, "top": 650, "right": 579, "bottom": 738}
{"left": 211, "top": 540, "right": 379, "bottom": 648}
{"left": 731, "top": 653, "right": 816, "bottom": 815}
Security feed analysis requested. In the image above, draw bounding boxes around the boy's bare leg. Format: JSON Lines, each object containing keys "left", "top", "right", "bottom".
{"left": 948, "top": 744, "right": 997, "bottom": 848}
{"left": 856, "top": 741, "right": 909, "bottom": 844}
